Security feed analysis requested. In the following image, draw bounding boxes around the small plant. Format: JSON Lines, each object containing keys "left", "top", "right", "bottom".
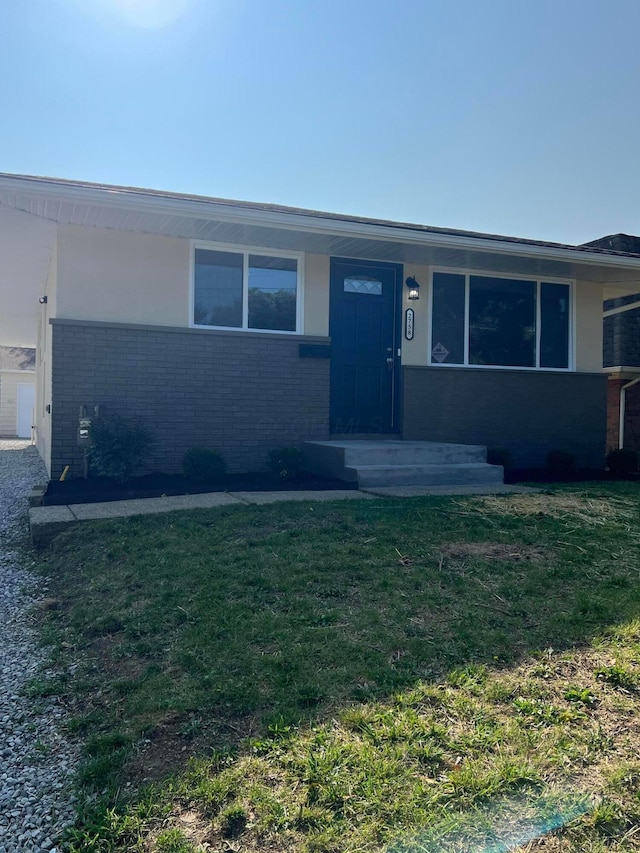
{"left": 267, "top": 446, "right": 304, "bottom": 480}
{"left": 595, "top": 664, "right": 638, "bottom": 691}
{"left": 220, "top": 805, "right": 248, "bottom": 838}
{"left": 564, "top": 685, "right": 596, "bottom": 706}
{"left": 156, "top": 828, "right": 197, "bottom": 853}
{"left": 88, "top": 415, "right": 154, "bottom": 482}
{"left": 545, "top": 449, "right": 576, "bottom": 477}
{"left": 181, "top": 447, "right": 227, "bottom": 482}
{"left": 487, "top": 448, "right": 513, "bottom": 469}
{"left": 606, "top": 448, "right": 638, "bottom": 477}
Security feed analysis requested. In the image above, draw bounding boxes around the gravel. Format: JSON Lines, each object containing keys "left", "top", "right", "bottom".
{"left": 0, "top": 440, "right": 77, "bottom": 852}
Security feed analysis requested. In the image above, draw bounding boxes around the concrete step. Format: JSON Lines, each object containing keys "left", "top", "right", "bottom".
{"left": 305, "top": 439, "right": 487, "bottom": 471}
{"left": 349, "top": 462, "right": 504, "bottom": 488}
{"left": 303, "top": 440, "right": 503, "bottom": 487}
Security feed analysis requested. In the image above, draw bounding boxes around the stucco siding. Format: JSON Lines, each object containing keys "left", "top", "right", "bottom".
{"left": 575, "top": 280, "right": 604, "bottom": 373}
{"left": 56, "top": 224, "right": 190, "bottom": 326}
{"left": 304, "top": 253, "right": 330, "bottom": 336}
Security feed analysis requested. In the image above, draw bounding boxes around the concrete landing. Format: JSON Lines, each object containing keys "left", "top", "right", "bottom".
{"left": 304, "top": 439, "right": 504, "bottom": 487}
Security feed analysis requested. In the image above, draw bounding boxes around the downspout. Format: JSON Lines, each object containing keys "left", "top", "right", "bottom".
{"left": 618, "top": 376, "right": 640, "bottom": 449}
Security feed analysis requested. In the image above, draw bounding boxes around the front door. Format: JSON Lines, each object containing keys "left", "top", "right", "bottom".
{"left": 329, "top": 258, "right": 401, "bottom": 434}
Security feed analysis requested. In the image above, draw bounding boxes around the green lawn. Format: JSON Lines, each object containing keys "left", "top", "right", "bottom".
{"left": 38, "top": 485, "right": 640, "bottom": 851}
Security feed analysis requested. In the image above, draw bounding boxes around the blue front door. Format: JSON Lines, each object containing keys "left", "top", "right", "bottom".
{"left": 329, "top": 258, "right": 402, "bottom": 434}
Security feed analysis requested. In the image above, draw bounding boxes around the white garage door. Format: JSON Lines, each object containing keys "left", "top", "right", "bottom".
{"left": 16, "top": 383, "right": 35, "bottom": 439}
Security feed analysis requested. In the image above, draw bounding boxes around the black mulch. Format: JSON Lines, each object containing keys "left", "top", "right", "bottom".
{"left": 44, "top": 471, "right": 357, "bottom": 506}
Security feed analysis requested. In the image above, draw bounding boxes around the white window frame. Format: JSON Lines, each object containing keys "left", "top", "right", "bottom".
{"left": 190, "top": 240, "right": 305, "bottom": 335}
{"left": 428, "top": 266, "right": 575, "bottom": 371}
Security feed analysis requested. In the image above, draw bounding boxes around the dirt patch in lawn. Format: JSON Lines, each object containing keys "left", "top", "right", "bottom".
{"left": 439, "top": 542, "right": 549, "bottom": 562}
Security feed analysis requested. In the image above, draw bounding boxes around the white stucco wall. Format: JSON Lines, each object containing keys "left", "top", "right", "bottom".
{"left": 56, "top": 224, "right": 190, "bottom": 326}
{"left": 0, "top": 207, "right": 55, "bottom": 346}
{"left": 575, "top": 280, "right": 604, "bottom": 373}
{"left": 35, "top": 238, "right": 57, "bottom": 473}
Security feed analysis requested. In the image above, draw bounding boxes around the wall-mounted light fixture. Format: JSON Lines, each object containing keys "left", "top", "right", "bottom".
{"left": 405, "top": 276, "right": 420, "bottom": 300}
{"left": 38, "top": 295, "right": 48, "bottom": 304}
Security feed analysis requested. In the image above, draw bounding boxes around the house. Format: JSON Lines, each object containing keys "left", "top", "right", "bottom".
{"left": 1, "top": 172, "right": 640, "bottom": 481}
{"left": 0, "top": 346, "right": 36, "bottom": 438}
{"left": 590, "top": 233, "right": 640, "bottom": 453}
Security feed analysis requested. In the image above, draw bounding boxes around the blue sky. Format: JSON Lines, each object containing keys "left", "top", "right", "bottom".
{"left": 1, "top": 0, "right": 639, "bottom": 243}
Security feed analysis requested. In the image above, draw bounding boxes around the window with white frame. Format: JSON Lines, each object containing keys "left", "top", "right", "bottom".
{"left": 430, "top": 271, "right": 571, "bottom": 369}
{"left": 193, "top": 246, "right": 300, "bottom": 333}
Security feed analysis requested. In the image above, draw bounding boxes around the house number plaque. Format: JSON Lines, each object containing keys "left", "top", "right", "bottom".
{"left": 405, "top": 308, "right": 415, "bottom": 340}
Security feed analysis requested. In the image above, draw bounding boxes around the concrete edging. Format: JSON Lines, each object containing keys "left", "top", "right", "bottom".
{"left": 29, "top": 489, "right": 375, "bottom": 547}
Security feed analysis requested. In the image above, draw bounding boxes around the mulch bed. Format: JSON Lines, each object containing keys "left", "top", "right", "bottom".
{"left": 43, "top": 471, "right": 357, "bottom": 506}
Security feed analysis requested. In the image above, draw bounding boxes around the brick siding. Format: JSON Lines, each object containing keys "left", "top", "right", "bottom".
{"left": 51, "top": 320, "right": 330, "bottom": 478}
{"left": 402, "top": 366, "right": 607, "bottom": 468}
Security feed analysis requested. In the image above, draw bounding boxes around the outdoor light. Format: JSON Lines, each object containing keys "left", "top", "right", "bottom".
{"left": 39, "top": 295, "right": 48, "bottom": 304}
{"left": 406, "top": 276, "right": 420, "bottom": 300}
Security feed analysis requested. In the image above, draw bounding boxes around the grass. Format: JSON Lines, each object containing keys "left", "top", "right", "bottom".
{"left": 36, "top": 483, "right": 640, "bottom": 851}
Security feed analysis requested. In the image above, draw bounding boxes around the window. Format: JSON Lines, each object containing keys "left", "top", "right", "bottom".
{"left": 430, "top": 271, "right": 571, "bottom": 369}
{"left": 343, "top": 275, "right": 383, "bottom": 295}
{"left": 193, "top": 246, "right": 301, "bottom": 333}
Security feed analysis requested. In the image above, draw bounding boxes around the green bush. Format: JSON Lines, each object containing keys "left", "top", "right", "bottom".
{"left": 267, "top": 447, "right": 304, "bottom": 480}
{"left": 606, "top": 448, "right": 638, "bottom": 477}
{"left": 88, "top": 416, "right": 154, "bottom": 482}
{"left": 546, "top": 449, "right": 576, "bottom": 476}
{"left": 181, "top": 448, "right": 227, "bottom": 482}
{"left": 487, "top": 448, "right": 513, "bottom": 469}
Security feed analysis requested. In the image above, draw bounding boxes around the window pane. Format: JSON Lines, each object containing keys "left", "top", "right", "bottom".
{"left": 540, "top": 282, "right": 570, "bottom": 368}
{"left": 194, "top": 249, "right": 243, "bottom": 327}
{"left": 344, "top": 276, "right": 382, "bottom": 295}
{"left": 248, "top": 255, "right": 297, "bottom": 331}
{"left": 469, "top": 276, "right": 536, "bottom": 367}
{"left": 431, "top": 272, "right": 465, "bottom": 364}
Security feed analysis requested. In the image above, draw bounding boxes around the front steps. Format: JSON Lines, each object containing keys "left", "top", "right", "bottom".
{"left": 303, "top": 439, "right": 504, "bottom": 488}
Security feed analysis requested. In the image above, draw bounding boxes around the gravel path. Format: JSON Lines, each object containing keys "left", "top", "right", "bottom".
{"left": 0, "top": 440, "right": 77, "bottom": 852}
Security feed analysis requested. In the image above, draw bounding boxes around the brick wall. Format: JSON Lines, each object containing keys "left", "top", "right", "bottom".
{"left": 51, "top": 320, "right": 330, "bottom": 478}
{"left": 621, "top": 381, "right": 640, "bottom": 451}
{"left": 607, "top": 377, "right": 624, "bottom": 451}
{"left": 402, "top": 366, "right": 607, "bottom": 468}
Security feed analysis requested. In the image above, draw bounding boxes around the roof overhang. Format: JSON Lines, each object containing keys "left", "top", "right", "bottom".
{"left": 2, "top": 172, "right": 640, "bottom": 290}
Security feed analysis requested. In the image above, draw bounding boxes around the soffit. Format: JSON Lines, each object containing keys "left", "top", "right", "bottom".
{"left": 2, "top": 184, "right": 640, "bottom": 289}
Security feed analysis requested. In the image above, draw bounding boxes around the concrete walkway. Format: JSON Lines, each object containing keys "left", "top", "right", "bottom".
{"left": 29, "top": 482, "right": 538, "bottom": 547}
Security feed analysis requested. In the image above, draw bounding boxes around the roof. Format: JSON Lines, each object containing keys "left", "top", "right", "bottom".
{"left": 582, "top": 234, "right": 640, "bottom": 255}
{"left": 0, "top": 346, "right": 35, "bottom": 371}
{"left": 2, "top": 171, "right": 640, "bottom": 262}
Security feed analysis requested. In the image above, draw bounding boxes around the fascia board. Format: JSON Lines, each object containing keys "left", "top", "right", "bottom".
{"left": 3, "top": 175, "right": 640, "bottom": 271}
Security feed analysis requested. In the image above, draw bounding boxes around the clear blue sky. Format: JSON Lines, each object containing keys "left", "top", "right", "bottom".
{"left": 1, "top": 0, "right": 639, "bottom": 244}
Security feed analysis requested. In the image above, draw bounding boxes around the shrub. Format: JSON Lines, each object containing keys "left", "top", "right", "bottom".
{"left": 606, "top": 448, "right": 638, "bottom": 477}
{"left": 267, "top": 447, "right": 304, "bottom": 480}
{"left": 546, "top": 449, "right": 576, "bottom": 477}
{"left": 181, "top": 448, "right": 227, "bottom": 482}
{"left": 88, "top": 416, "right": 154, "bottom": 482}
{"left": 487, "top": 448, "right": 513, "bottom": 469}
